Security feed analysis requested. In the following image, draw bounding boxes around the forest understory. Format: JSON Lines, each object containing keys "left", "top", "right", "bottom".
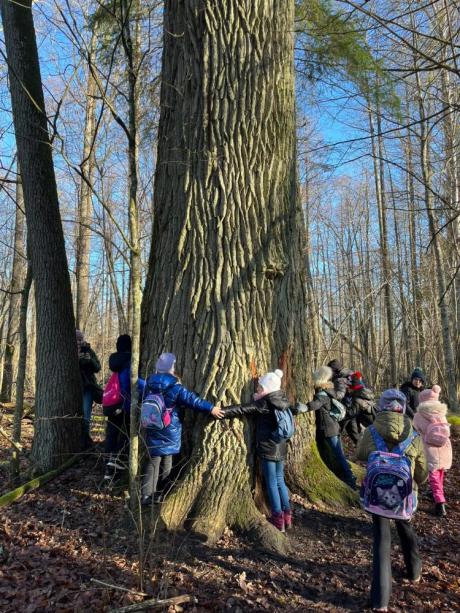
{"left": 1, "top": 409, "right": 459, "bottom": 613}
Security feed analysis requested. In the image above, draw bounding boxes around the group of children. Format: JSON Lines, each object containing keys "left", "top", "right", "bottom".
{"left": 82, "top": 335, "right": 453, "bottom": 613}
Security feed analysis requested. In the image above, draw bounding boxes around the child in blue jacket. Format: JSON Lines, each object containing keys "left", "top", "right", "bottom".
{"left": 141, "top": 353, "right": 223, "bottom": 505}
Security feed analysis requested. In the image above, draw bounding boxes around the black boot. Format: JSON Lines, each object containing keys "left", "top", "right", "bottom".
{"left": 435, "top": 502, "right": 447, "bottom": 517}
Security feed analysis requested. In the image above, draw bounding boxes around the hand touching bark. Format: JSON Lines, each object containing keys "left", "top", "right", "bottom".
{"left": 211, "top": 405, "right": 224, "bottom": 419}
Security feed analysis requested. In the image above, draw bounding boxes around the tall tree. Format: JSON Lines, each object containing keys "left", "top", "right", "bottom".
{"left": 0, "top": 168, "right": 26, "bottom": 402}
{"left": 141, "top": 0, "right": 352, "bottom": 551}
{"left": 75, "top": 27, "right": 98, "bottom": 331}
{"left": 1, "top": 0, "right": 83, "bottom": 470}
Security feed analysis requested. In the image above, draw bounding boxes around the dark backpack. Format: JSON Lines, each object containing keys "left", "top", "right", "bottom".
{"left": 273, "top": 408, "right": 295, "bottom": 441}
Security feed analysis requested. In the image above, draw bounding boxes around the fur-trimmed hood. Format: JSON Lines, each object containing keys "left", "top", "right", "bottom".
{"left": 314, "top": 380, "right": 334, "bottom": 391}
{"left": 313, "top": 365, "right": 333, "bottom": 388}
{"left": 416, "top": 400, "right": 448, "bottom": 420}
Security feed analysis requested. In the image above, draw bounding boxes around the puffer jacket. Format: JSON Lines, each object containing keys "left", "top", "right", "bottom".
{"left": 79, "top": 345, "right": 101, "bottom": 390}
{"left": 222, "top": 390, "right": 293, "bottom": 461}
{"left": 413, "top": 401, "right": 452, "bottom": 472}
{"left": 108, "top": 351, "right": 131, "bottom": 413}
{"left": 357, "top": 412, "right": 428, "bottom": 488}
{"left": 144, "top": 373, "right": 213, "bottom": 457}
{"left": 350, "top": 387, "right": 375, "bottom": 418}
{"left": 307, "top": 383, "right": 340, "bottom": 439}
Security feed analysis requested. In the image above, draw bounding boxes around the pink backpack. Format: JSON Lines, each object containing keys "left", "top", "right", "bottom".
{"left": 102, "top": 372, "right": 123, "bottom": 417}
{"left": 425, "top": 421, "right": 450, "bottom": 447}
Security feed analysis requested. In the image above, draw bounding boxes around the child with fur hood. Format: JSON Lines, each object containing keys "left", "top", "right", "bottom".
{"left": 413, "top": 385, "right": 452, "bottom": 517}
{"left": 307, "top": 365, "right": 357, "bottom": 489}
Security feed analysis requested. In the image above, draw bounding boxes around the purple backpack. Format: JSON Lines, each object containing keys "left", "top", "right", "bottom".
{"left": 360, "top": 426, "right": 418, "bottom": 520}
{"left": 141, "top": 389, "right": 175, "bottom": 430}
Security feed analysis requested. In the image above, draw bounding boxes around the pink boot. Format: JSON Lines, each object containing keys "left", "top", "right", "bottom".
{"left": 283, "top": 509, "right": 292, "bottom": 530}
{"left": 269, "top": 511, "right": 285, "bottom": 532}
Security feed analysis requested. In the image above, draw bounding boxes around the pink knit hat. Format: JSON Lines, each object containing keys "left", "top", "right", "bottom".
{"left": 418, "top": 385, "right": 441, "bottom": 403}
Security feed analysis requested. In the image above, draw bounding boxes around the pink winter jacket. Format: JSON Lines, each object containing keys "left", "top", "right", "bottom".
{"left": 413, "top": 401, "right": 452, "bottom": 471}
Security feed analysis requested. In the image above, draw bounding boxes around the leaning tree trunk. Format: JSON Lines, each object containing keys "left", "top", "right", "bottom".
{"left": 1, "top": 167, "right": 26, "bottom": 402}
{"left": 141, "top": 0, "right": 352, "bottom": 551}
{"left": 1, "top": 0, "right": 83, "bottom": 469}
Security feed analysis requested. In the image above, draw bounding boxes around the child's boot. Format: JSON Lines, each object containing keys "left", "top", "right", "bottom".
{"left": 283, "top": 509, "right": 293, "bottom": 530}
{"left": 435, "top": 502, "right": 447, "bottom": 517}
{"left": 268, "top": 512, "right": 285, "bottom": 532}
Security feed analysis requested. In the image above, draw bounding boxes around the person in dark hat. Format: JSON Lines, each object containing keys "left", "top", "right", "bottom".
{"left": 400, "top": 367, "right": 427, "bottom": 419}
{"left": 103, "top": 334, "right": 132, "bottom": 481}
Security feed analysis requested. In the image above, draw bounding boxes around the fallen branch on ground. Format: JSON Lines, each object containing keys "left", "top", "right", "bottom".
{"left": 0, "top": 454, "right": 78, "bottom": 508}
{"left": 90, "top": 578, "right": 148, "bottom": 597}
{"left": 110, "top": 595, "right": 192, "bottom": 613}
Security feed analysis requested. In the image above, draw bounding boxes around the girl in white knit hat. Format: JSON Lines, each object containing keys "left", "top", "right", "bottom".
{"left": 221, "top": 369, "right": 296, "bottom": 532}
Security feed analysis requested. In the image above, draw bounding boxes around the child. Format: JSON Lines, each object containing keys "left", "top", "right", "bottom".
{"left": 221, "top": 369, "right": 294, "bottom": 532}
{"left": 348, "top": 371, "right": 376, "bottom": 430}
{"left": 357, "top": 389, "right": 427, "bottom": 612}
{"left": 103, "top": 334, "right": 132, "bottom": 481}
{"left": 400, "top": 367, "right": 426, "bottom": 418}
{"left": 141, "top": 352, "right": 223, "bottom": 505}
{"left": 308, "top": 366, "right": 357, "bottom": 489}
{"left": 413, "top": 385, "right": 452, "bottom": 517}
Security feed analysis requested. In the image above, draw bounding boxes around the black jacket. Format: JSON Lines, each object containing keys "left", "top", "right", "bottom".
{"left": 79, "top": 345, "right": 101, "bottom": 390}
{"left": 308, "top": 389, "right": 340, "bottom": 438}
{"left": 222, "top": 390, "right": 293, "bottom": 461}
{"left": 108, "top": 351, "right": 131, "bottom": 374}
{"left": 400, "top": 382, "right": 423, "bottom": 419}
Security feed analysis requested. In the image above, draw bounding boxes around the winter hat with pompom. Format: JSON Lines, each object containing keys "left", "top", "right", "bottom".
{"left": 419, "top": 385, "right": 441, "bottom": 404}
{"left": 259, "top": 369, "right": 283, "bottom": 394}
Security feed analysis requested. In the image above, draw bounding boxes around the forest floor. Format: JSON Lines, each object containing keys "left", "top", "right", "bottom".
{"left": 0, "top": 408, "right": 459, "bottom": 613}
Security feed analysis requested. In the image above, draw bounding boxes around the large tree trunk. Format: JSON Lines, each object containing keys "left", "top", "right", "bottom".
{"left": 1, "top": 168, "right": 26, "bottom": 402}
{"left": 141, "top": 0, "right": 350, "bottom": 551}
{"left": 1, "top": 0, "right": 83, "bottom": 470}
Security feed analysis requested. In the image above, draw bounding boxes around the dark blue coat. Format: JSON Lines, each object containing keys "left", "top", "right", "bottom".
{"left": 144, "top": 373, "right": 213, "bottom": 457}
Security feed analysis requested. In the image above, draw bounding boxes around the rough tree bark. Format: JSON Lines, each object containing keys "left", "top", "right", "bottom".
{"left": 141, "top": 0, "right": 353, "bottom": 551}
{"left": 1, "top": 0, "right": 83, "bottom": 470}
{"left": 0, "top": 168, "right": 26, "bottom": 402}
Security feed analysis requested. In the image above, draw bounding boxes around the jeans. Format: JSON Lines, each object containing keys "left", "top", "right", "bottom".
{"left": 326, "top": 435, "right": 356, "bottom": 487}
{"left": 105, "top": 411, "right": 130, "bottom": 459}
{"left": 261, "top": 459, "right": 290, "bottom": 515}
{"left": 142, "top": 455, "right": 173, "bottom": 498}
{"left": 428, "top": 469, "right": 446, "bottom": 503}
{"left": 371, "top": 514, "right": 421, "bottom": 609}
{"left": 82, "top": 389, "right": 93, "bottom": 438}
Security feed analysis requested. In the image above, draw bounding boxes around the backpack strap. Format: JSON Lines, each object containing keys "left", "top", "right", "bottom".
{"left": 392, "top": 431, "right": 418, "bottom": 456}
{"left": 369, "top": 425, "right": 388, "bottom": 452}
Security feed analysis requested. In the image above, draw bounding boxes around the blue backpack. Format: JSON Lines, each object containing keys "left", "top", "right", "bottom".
{"left": 360, "top": 425, "right": 418, "bottom": 520}
{"left": 274, "top": 408, "right": 295, "bottom": 441}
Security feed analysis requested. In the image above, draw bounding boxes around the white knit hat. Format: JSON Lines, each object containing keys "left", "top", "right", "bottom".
{"left": 259, "top": 369, "right": 283, "bottom": 394}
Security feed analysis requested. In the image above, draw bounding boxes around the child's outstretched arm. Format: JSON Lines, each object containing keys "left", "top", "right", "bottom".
{"left": 174, "top": 385, "right": 214, "bottom": 413}
{"left": 221, "top": 400, "right": 269, "bottom": 418}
